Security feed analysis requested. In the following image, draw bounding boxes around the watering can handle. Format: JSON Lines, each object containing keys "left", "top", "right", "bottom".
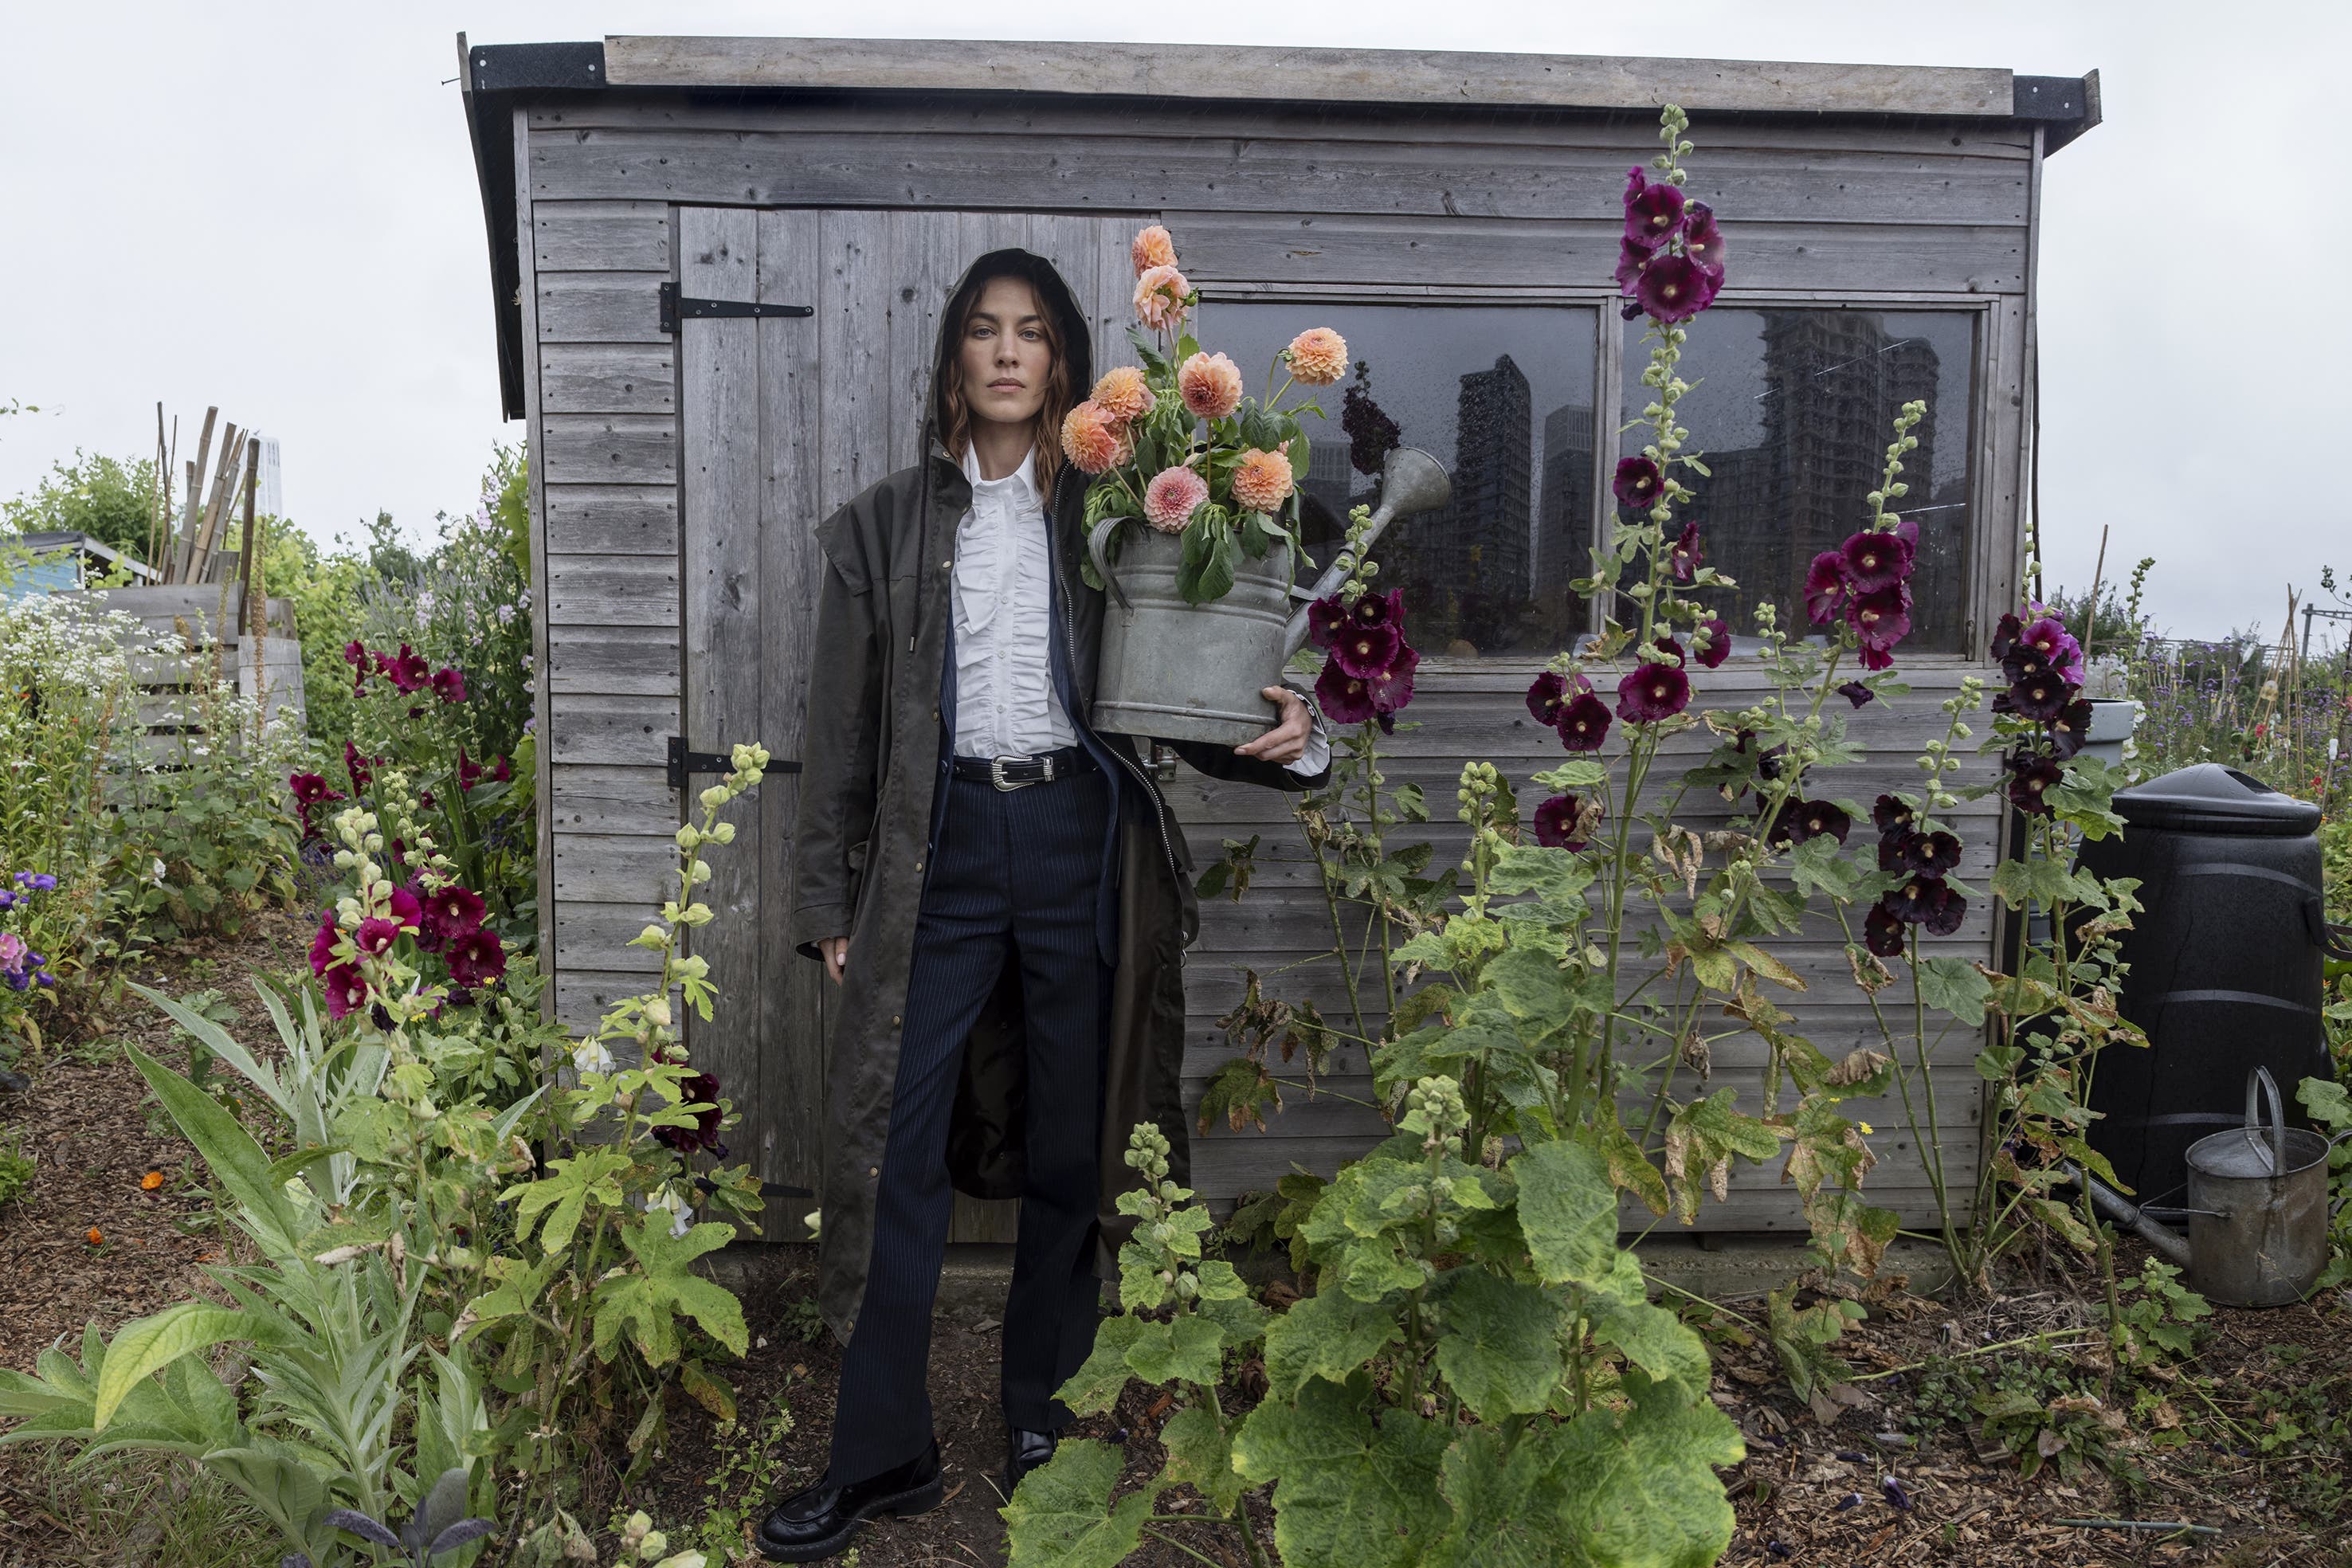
{"left": 1088, "top": 517, "right": 1131, "bottom": 612}
{"left": 2245, "top": 1065, "right": 2288, "bottom": 1178}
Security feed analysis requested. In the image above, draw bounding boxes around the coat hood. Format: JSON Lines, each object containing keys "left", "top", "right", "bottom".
{"left": 922, "top": 247, "right": 1094, "bottom": 474}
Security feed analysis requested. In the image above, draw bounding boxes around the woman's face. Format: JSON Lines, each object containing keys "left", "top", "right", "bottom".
{"left": 957, "top": 275, "right": 1053, "bottom": 431}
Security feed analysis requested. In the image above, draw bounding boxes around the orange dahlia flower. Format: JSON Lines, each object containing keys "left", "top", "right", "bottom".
{"left": 1143, "top": 465, "right": 1209, "bottom": 534}
{"left": 1091, "top": 365, "right": 1156, "bottom": 421}
{"left": 1177, "top": 351, "right": 1244, "bottom": 421}
{"left": 1284, "top": 327, "right": 1349, "bottom": 386}
{"left": 1131, "top": 225, "right": 1177, "bottom": 276}
{"left": 1060, "top": 402, "right": 1133, "bottom": 476}
{"left": 1231, "top": 449, "right": 1296, "bottom": 513}
{"left": 1133, "top": 265, "right": 1190, "bottom": 332}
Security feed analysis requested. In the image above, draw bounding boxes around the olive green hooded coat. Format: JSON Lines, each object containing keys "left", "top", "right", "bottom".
{"left": 790, "top": 249, "right": 1326, "bottom": 1338}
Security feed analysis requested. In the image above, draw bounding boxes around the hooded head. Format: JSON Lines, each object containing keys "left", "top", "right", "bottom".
{"left": 929, "top": 248, "right": 1094, "bottom": 503}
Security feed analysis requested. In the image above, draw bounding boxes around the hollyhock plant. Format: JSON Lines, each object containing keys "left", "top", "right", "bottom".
{"left": 1526, "top": 670, "right": 1586, "bottom": 727}
{"left": 355, "top": 917, "right": 402, "bottom": 957}
{"left": 2006, "top": 751, "right": 2064, "bottom": 814}
{"left": 1864, "top": 902, "right": 1907, "bottom": 958}
{"left": 1635, "top": 253, "right": 1718, "bottom": 324}
{"left": 1613, "top": 457, "right": 1664, "bottom": 512}
{"left": 380, "top": 644, "right": 429, "bottom": 694}
{"left": 1623, "top": 167, "right": 1687, "bottom": 248}
{"left": 1306, "top": 597, "right": 1350, "bottom": 651}
{"left": 1782, "top": 799, "right": 1852, "bottom": 846}
{"left": 1315, "top": 663, "right": 1381, "bottom": 727}
{"left": 1616, "top": 642, "right": 1691, "bottom": 725}
{"left": 1332, "top": 619, "right": 1403, "bottom": 680}
{"left": 1533, "top": 794, "right": 1591, "bottom": 850}
{"left": 1804, "top": 551, "right": 1848, "bottom": 626}
{"left": 1616, "top": 143, "right": 1730, "bottom": 327}
{"left": 1556, "top": 691, "right": 1612, "bottom": 751}
{"left": 1695, "top": 617, "right": 1732, "bottom": 669}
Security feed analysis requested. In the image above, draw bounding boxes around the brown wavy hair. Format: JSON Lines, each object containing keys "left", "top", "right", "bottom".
{"left": 935, "top": 260, "right": 1074, "bottom": 500}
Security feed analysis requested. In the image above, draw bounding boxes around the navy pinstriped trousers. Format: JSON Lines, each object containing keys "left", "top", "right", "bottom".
{"left": 827, "top": 766, "right": 1116, "bottom": 1484}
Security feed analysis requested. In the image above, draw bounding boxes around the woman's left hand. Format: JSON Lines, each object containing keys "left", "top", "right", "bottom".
{"left": 1235, "top": 686, "right": 1312, "bottom": 765}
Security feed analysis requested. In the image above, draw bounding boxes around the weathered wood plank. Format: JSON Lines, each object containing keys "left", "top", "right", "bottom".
{"left": 543, "top": 484, "right": 679, "bottom": 555}
{"left": 555, "top": 969, "right": 677, "bottom": 1030}
{"left": 539, "top": 343, "right": 676, "bottom": 414}
{"left": 817, "top": 210, "right": 896, "bottom": 503}
{"left": 515, "top": 108, "right": 559, "bottom": 1007}
{"left": 546, "top": 555, "right": 679, "bottom": 628}
{"left": 533, "top": 199, "right": 672, "bottom": 271}
{"left": 555, "top": 901, "right": 673, "bottom": 975}
{"left": 549, "top": 764, "right": 676, "bottom": 836}
{"left": 547, "top": 623, "right": 680, "bottom": 696}
{"left": 539, "top": 414, "right": 678, "bottom": 485}
{"left": 551, "top": 831, "right": 679, "bottom": 906}
{"left": 545, "top": 693, "right": 679, "bottom": 766}
{"left": 536, "top": 272, "right": 669, "bottom": 343}
{"left": 598, "top": 37, "right": 2014, "bottom": 119}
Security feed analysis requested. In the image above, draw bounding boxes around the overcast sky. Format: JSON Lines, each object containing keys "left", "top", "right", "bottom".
{"left": 3, "top": 1, "right": 2342, "bottom": 648}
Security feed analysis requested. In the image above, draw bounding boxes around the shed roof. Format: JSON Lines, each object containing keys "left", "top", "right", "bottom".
{"left": 460, "top": 33, "right": 2099, "bottom": 417}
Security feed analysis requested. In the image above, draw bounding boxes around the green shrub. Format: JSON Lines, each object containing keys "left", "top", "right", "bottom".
{"left": 2, "top": 449, "right": 160, "bottom": 563}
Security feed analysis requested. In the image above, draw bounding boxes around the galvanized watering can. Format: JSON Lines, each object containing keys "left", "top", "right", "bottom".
{"left": 1086, "top": 446, "right": 1452, "bottom": 747}
{"left": 2074, "top": 1068, "right": 2346, "bottom": 1308}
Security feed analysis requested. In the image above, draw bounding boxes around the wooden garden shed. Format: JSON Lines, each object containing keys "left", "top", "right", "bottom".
{"left": 460, "top": 34, "right": 2099, "bottom": 1241}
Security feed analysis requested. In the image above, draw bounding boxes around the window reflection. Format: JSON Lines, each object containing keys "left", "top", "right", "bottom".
{"left": 1621, "top": 310, "right": 1976, "bottom": 653}
{"left": 1198, "top": 302, "right": 1599, "bottom": 657}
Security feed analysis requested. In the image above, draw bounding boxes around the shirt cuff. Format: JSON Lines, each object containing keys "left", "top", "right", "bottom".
{"left": 1284, "top": 700, "right": 1332, "bottom": 777}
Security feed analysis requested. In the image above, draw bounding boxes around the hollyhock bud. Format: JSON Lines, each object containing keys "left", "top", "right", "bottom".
{"left": 1612, "top": 457, "right": 1664, "bottom": 512}
{"left": 1532, "top": 794, "right": 1590, "bottom": 850}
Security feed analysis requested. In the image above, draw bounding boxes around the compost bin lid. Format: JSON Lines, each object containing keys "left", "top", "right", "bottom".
{"left": 2112, "top": 762, "right": 2322, "bottom": 837}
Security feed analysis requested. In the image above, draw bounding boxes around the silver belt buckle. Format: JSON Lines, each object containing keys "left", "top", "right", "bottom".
{"left": 990, "top": 755, "right": 1045, "bottom": 791}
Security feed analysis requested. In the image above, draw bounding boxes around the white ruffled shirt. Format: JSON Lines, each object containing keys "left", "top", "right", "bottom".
{"left": 950, "top": 443, "right": 1329, "bottom": 775}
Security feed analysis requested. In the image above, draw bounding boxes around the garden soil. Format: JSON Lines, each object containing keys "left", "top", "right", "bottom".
{"left": 0, "top": 914, "right": 2346, "bottom": 1566}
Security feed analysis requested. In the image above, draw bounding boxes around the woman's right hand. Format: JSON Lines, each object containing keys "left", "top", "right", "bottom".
{"left": 819, "top": 935, "right": 849, "bottom": 985}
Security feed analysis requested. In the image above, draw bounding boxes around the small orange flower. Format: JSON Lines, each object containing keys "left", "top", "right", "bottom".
{"left": 1132, "top": 265, "right": 1190, "bottom": 332}
{"left": 85, "top": 1227, "right": 103, "bottom": 1246}
{"left": 1177, "top": 351, "right": 1244, "bottom": 421}
{"left": 1231, "top": 448, "right": 1296, "bottom": 514}
{"left": 1090, "top": 365, "right": 1155, "bottom": 421}
{"left": 1284, "top": 327, "right": 1349, "bottom": 386}
{"left": 140, "top": 1170, "right": 165, "bottom": 1190}
{"left": 1060, "top": 401, "right": 1133, "bottom": 476}
{"left": 1131, "top": 224, "right": 1177, "bottom": 276}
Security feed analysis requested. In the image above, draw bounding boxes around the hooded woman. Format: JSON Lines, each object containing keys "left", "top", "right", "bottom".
{"left": 759, "top": 249, "right": 1327, "bottom": 1561}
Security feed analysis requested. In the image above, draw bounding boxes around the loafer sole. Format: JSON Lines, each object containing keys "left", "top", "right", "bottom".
{"left": 757, "top": 1476, "right": 946, "bottom": 1562}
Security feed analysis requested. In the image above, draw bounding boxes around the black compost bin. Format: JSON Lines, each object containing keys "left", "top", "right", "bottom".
{"left": 2079, "top": 763, "right": 2338, "bottom": 1204}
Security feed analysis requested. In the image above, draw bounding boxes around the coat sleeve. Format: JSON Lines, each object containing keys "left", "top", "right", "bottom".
{"left": 790, "top": 514, "right": 886, "bottom": 959}
{"left": 1164, "top": 678, "right": 1331, "bottom": 793}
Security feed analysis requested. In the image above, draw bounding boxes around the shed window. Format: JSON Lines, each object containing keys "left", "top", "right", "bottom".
{"left": 1620, "top": 308, "right": 1978, "bottom": 653}
{"left": 1198, "top": 303, "right": 1599, "bottom": 657}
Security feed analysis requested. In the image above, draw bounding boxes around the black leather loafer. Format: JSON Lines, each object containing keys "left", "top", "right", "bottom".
{"left": 757, "top": 1440, "right": 943, "bottom": 1562}
{"left": 1005, "top": 1425, "right": 1059, "bottom": 1496}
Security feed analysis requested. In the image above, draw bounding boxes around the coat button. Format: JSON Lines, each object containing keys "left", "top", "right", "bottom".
{"left": 914, "top": 860, "right": 923, "bottom": 873}
{"left": 940, "top": 559, "right": 952, "bottom": 570}
{"left": 892, "top": 1014, "right": 902, "bottom": 1025}
{"left": 868, "top": 1166, "right": 880, "bottom": 1178}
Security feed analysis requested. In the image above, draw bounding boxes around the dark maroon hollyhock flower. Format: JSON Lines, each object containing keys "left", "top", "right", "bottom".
{"left": 1848, "top": 585, "right": 1911, "bottom": 653}
{"left": 1306, "top": 596, "right": 1349, "bottom": 650}
{"left": 406, "top": 706, "right": 425, "bottom": 720}
{"left": 2047, "top": 698, "right": 2093, "bottom": 759}
{"left": 489, "top": 755, "right": 512, "bottom": 783}
{"left": 2019, "top": 616, "right": 2082, "bottom": 678}
{"left": 387, "top": 884, "right": 423, "bottom": 930}
{"left": 1786, "top": 798, "right": 1852, "bottom": 845}
{"left": 1873, "top": 794, "right": 1915, "bottom": 837}
{"left": 1837, "top": 680, "right": 1876, "bottom": 708}
{"left": 1532, "top": 794, "right": 1590, "bottom": 850}
{"left": 445, "top": 927, "right": 508, "bottom": 988}
{"left": 1921, "top": 884, "right": 1968, "bottom": 937}
{"left": 1366, "top": 641, "right": 1420, "bottom": 715}
{"left": 288, "top": 772, "right": 343, "bottom": 806}
{"left": 1613, "top": 236, "right": 1651, "bottom": 294}
{"left": 1864, "top": 902, "right": 1907, "bottom": 958}
{"left": 1902, "top": 831, "right": 1962, "bottom": 876}
{"left": 322, "top": 963, "right": 368, "bottom": 1021}
{"left": 1804, "top": 551, "right": 1848, "bottom": 625}
{"left": 1667, "top": 523, "right": 1703, "bottom": 584}
{"left": 1695, "top": 617, "right": 1732, "bottom": 669}
{"left": 1617, "top": 656, "right": 1691, "bottom": 725}
{"left": 1877, "top": 833, "right": 1914, "bottom": 872}
{"left": 1840, "top": 528, "right": 1915, "bottom": 594}
{"left": 1527, "top": 670, "right": 1593, "bottom": 727}
{"left": 1989, "top": 611, "right": 2025, "bottom": 662}
{"left": 1620, "top": 298, "right": 1645, "bottom": 322}
{"left": 2005, "top": 672, "right": 2074, "bottom": 723}
{"left": 1333, "top": 620, "right": 1403, "bottom": 680}
{"left": 383, "top": 644, "right": 429, "bottom": 694}
{"left": 654, "top": 1070, "right": 727, "bottom": 1156}
{"left": 1680, "top": 200, "right": 1727, "bottom": 278}
{"left": 421, "top": 883, "right": 488, "bottom": 939}
{"left": 1623, "top": 170, "right": 1686, "bottom": 249}
{"left": 1637, "top": 253, "right": 1718, "bottom": 323}
{"left": 2007, "top": 751, "right": 2064, "bottom": 814}
{"left": 432, "top": 666, "right": 468, "bottom": 704}
{"left": 1613, "top": 456, "right": 1664, "bottom": 512}
{"left": 1351, "top": 587, "right": 1404, "bottom": 631}
{"left": 353, "top": 917, "right": 402, "bottom": 956}
{"left": 1341, "top": 378, "right": 1402, "bottom": 476}
{"left": 343, "top": 740, "right": 374, "bottom": 793}
{"left": 1882, "top": 878, "right": 1952, "bottom": 927}
{"left": 1315, "top": 660, "right": 1379, "bottom": 726}
{"left": 458, "top": 749, "right": 484, "bottom": 792}
{"left": 1557, "top": 691, "right": 1613, "bottom": 751}
{"left": 309, "top": 914, "right": 341, "bottom": 976}
{"left": 341, "top": 639, "right": 369, "bottom": 669}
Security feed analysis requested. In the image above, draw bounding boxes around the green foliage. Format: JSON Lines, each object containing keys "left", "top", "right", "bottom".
{"left": 2, "top": 448, "right": 160, "bottom": 562}
{"left": 0, "top": 1127, "right": 34, "bottom": 1206}
{"left": 2110, "top": 1257, "right": 2210, "bottom": 1368}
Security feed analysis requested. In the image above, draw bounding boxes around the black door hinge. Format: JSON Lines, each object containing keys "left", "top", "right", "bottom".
{"left": 668, "top": 735, "right": 802, "bottom": 792}
{"left": 659, "top": 281, "right": 815, "bottom": 335}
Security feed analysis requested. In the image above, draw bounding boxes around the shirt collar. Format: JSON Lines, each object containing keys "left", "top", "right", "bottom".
{"left": 959, "top": 441, "right": 1041, "bottom": 510}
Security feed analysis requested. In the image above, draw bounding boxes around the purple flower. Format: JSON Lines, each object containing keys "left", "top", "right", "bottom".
{"left": 1366, "top": 642, "right": 1420, "bottom": 715}
{"left": 653, "top": 1069, "right": 727, "bottom": 1155}
{"left": 1613, "top": 457, "right": 1664, "bottom": 512}
{"left": 1783, "top": 798, "right": 1852, "bottom": 846}
{"left": 288, "top": 772, "right": 335, "bottom": 806}
{"left": 1332, "top": 620, "right": 1403, "bottom": 680}
{"left": 343, "top": 741, "right": 374, "bottom": 793}
{"left": 421, "top": 884, "right": 487, "bottom": 940}
{"left": 1901, "top": 831, "right": 1962, "bottom": 876}
{"left": 1695, "top": 617, "right": 1732, "bottom": 669}
{"left": 354, "top": 917, "right": 402, "bottom": 957}
{"left": 1306, "top": 596, "right": 1349, "bottom": 651}
{"left": 1636, "top": 253, "right": 1718, "bottom": 323}
{"left": 1526, "top": 670, "right": 1591, "bottom": 727}
{"left": 14, "top": 872, "right": 57, "bottom": 893}
{"left": 1848, "top": 585, "right": 1911, "bottom": 654}
{"left": 1350, "top": 588, "right": 1404, "bottom": 632}
{"left": 2047, "top": 698, "right": 2094, "bottom": 759}
{"left": 431, "top": 666, "right": 468, "bottom": 704}
{"left": 2007, "top": 751, "right": 2064, "bottom": 814}
{"left": 1804, "top": 551, "right": 1848, "bottom": 625}
{"left": 1624, "top": 173, "right": 1687, "bottom": 249}
{"left": 1617, "top": 647, "right": 1691, "bottom": 725}
{"left": 1864, "top": 903, "right": 1907, "bottom": 958}
{"left": 1840, "top": 529, "right": 1914, "bottom": 594}
{"left": 1921, "top": 884, "right": 1967, "bottom": 937}
{"left": 387, "top": 885, "right": 423, "bottom": 931}
{"left": 1877, "top": 834, "right": 1914, "bottom": 872}
{"left": 1533, "top": 794, "right": 1590, "bottom": 850}
{"left": 1989, "top": 612, "right": 2025, "bottom": 662}
{"left": 1613, "top": 237, "right": 1651, "bottom": 294}
{"left": 340, "top": 639, "right": 368, "bottom": 669}
{"left": 1557, "top": 691, "right": 1613, "bottom": 751}
{"left": 1837, "top": 680, "right": 1876, "bottom": 708}
{"left": 1315, "top": 661, "right": 1379, "bottom": 726}
{"left": 2018, "top": 616, "right": 2082, "bottom": 678}
{"left": 1667, "top": 523, "right": 1703, "bottom": 585}
{"left": 446, "top": 927, "right": 507, "bottom": 988}
{"left": 321, "top": 964, "right": 368, "bottom": 1021}
{"left": 382, "top": 644, "right": 429, "bottom": 694}
{"left": 1680, "top": 200, "right": 1727, "bottom": 278}
{"left": 1872, "top": 795, "right": 1915, "bottom": 838}
{"left": 2003, "top": 672, "right": 2074, "bottom": 723}
{"left": 1884, "top": 878, "right": 1962, "bottom": 934}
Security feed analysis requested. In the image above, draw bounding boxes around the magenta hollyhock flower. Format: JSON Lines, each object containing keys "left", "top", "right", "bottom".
{"left": 1613, "top": 457, "right": 1664, "bottom": 512}
{"left": 1840, "top": 529, "right": 1914, "bottom": 594}
{"left": 1636, "top": 253, "right": 1718, "bottom": 323}
{"left": 355, "top": 917, "right": 402, "bottom": 956}
{"left": 382, "top": 645, "right": 429, "bottom": 694}
{"left": 1533, "top": 794, "right": 1590, "bottom": 850}
{"left": 288, "top": 772, "right": 340, "bottom": 806}
{"left": 458, "top": 750, "right": 484, "bottom": 791}
{"left": 341, "top": 640, "right": 368, "bottom": 669}
{"left": 2007, "top": 751, "right": 2064, "bottom": 814}
{"left": 431, "top": 666, "right": 468, "bottom": 704}
{"left": 387, "top": 884, "right": 423, "bottom": 931}
{"left": 1366, "top": 642, "right": 1420, "bottom": 715}
{"left": 1680, "top": 200, "right": 1727, "bottom": 278}
{"left": 1315, "top": 661, "right": 1379, "bottom": 726}
{"left": 1332, "top": 620, "right": 1404, "bottom": 680}
{"left": 321, "top": 964, "right": 368, "bottom": 1021}
{"left": 309, "top": 915, "right": 340, "bottom": 976}
{"left": 1695, "top": 617, "right": 1732, "bottom": 669}
{"left": 1804, "top": 551, "right": 1848, "bottom": 625}
{"left": 1837, "top": 680, "right": 1876, "bottom": 708}
{"left": 421, "top": 884, "right": 487, "bottom": 939}
{"left": 489, "top": 755, "right": 512, "bottom": 783}
{"left": 343, "top": 741, "right": 374, "bottom": 793}
{"left": 1902, "top": 831, "right": 1962, "bottom": 876}
{"left": 1613, "top": 237, "right": 1651, "bottom": 294}
{"left": 446, "top": 927, "right": 508, "bottom": 988}
{"left": 1848, "top": 586, "right": 1911, "bottom": 666}
{"left": 2019, "top": 616, "right": 2080, "bottom": 673}
{"left": 1350, "top": 587, "right": 1404, "bottom": 632}
{"left": 1617, "top": 652, "right": 1691, "bottom": 725}
{"left": 1624, "top": 174, "right": 1687, "bottom": 249}
{"left": 1864, "top": 903, "right": 1907, "bottom": 958}
{"left": 1306, "top": 596, "right": 1350, "bottom": 650}
{"left": 1557, "top": 691, "right": 1612, "bottom": 751}
{"left": 1667, "top": 523, "right": 1703, "bottom": 584}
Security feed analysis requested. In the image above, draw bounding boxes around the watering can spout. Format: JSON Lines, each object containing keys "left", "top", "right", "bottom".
{"left": 2060, "top": 1162, "right": 2193, "bottom": 1268}
{"left": 1281, "top": 446, "right": 1452, "bottom": 659}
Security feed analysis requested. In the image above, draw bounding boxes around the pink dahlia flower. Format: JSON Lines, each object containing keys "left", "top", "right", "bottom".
{"left": 1131, "top": 225, "right": 1177, "bottom": 276}
{"left": 1092, "top": 365, "right": 1156, "bottom": 421}
{"left": 1143, "top": 465, "right": 1208, "bottom": 534}
{"left": 1060, "top": 402, "right": 1132, "bottom": 476}
{"left": 1134, "top": 265, "right": 1190, "bottom": 332}
{"left": 1285, "top": 327, "right": 1349, "bottom": 386}
{"left": 1231, "top": 449, "right": 1295, "bottom": 513}
{"left": 1177, "top": 351, "right": 1244, "bottom": 421}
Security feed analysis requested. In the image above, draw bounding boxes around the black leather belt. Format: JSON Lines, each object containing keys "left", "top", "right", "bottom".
{"left": 951, "top": 746, "right": 1097, "bottom": 790}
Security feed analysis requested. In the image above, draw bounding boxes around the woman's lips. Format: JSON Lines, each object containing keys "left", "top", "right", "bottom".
{"left": 989, "top": 380, "right": 1023, "bottom": 390}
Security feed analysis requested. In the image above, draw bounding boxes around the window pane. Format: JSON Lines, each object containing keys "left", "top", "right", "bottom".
{"left": 1620, "top": 309, "right": 1977, "bottom": 653}
{"left": 1199, "top": 302, "right": 1599, "bottom": 657}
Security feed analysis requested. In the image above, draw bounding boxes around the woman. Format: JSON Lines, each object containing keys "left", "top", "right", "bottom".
{"left": 759, "top": 249, "right": 1327, "bottom": 1562}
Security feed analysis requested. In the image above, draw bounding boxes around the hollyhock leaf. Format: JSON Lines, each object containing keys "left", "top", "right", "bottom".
{"left": 1616, "top": 659, "right": 1691, "bottom": 725}
{"left": 1864, "top": 902, "right": 1907, "bottom": 958}
{"left": 1837, "top": 680, "right": 1876, "bottom": 708}
{"left": 1532, "top": 794, "right": 1587, "bottom": 850}
{"left": 1002, "top": 1439, "right": 1152, "bottom": 1568}
{"left": 1612, "top": 456, "right": 1664, "bottom": 511}
{"left": 1804, "top": 551, "right": 1848, "bottom": 625}
{"left": 1556, "top": 692, "right": 1613, "bottom": 752}
{"left": 1429, "top": 1269, "right": 1566, "bottom": 1421}
{"left": 1637, "top": 253, "right": 1716, "bottom": 323}
{"left": 1231, "top": 1373, "right": 1449, "bottom": 1568}
{"left": 1695, "top": 617, "right": 1732, "bottom": 669}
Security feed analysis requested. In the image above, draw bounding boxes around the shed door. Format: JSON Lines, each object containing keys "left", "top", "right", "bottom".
{"left": 676, "top": 206, "right": 1140, "bottom": 1241}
